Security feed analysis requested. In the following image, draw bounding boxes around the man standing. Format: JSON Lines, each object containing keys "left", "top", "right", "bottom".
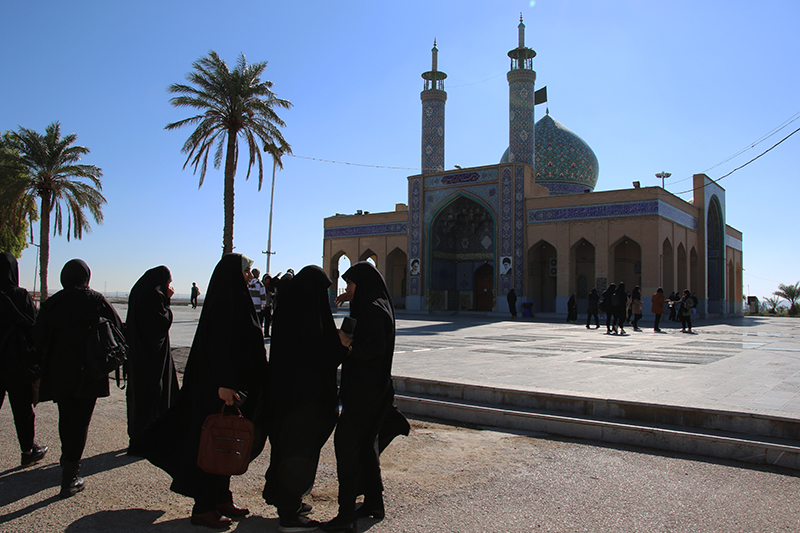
{"left": 190, "top": 282, "right": 200, "bottom": 309}
{"left": 248, "top": 268, "right": 267, "bottom": 323}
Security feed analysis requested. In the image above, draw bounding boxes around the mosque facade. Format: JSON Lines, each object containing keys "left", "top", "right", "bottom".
{"left": 323, "top": 18, "right": 743, "bottom": 318}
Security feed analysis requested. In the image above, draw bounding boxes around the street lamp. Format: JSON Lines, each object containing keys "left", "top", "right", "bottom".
{"left": 264, "top": 158, "right": 278, "bottom": 274}
{"left": 655, "top": 171, "right": 671, "bottom": 190}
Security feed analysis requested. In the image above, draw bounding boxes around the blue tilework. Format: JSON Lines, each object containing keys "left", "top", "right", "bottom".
{"left": 514, "top": 165, "right": 525, "bottom": 295}
{"left": 423, "top": 184, "right": 499, "bottom": 223}
{"left": 527, "top": 199, "right": 699, "bottom": 230}
{"left": 421, "top": 93, "right": 446, "bottom": 173}
{"left": 409, "top": 177, "right": 422, "bottom": 295}
{"left": 508, "top": 79, "right": 535, "bottom": 166}
{"left": 324, "top": 222, "right": 407, "bottom": 239}
{"left": 424, "top": 168, "right": 497, "bottom": 189}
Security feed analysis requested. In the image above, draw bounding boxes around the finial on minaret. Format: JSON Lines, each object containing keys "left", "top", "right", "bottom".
{"left": 518, "top": 13, "right": 525, "bottom": 48}
{"left": 432, "top": 39, "right": 438, "bottom": 72}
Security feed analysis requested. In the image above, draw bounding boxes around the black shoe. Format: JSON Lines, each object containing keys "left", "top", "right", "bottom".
{"left": 60, "top": 460, "right": 85, "bottom": 499}
{"left": 279, "top": 515, "right": 320, "bottom": 532}
{"left": 298, "top": 502, "right": 313, "bottom": 516}
{"left": 354, "top": 502, "right": 385, "bottom": 520}
{"left": 190, "top": 510, "right": 232, "bottom": 528}
{"left": 21, "top": 444, "right": 48, "bottom": 467}
{"left": 320, "top": 515, "right": 357, "bottom": 533}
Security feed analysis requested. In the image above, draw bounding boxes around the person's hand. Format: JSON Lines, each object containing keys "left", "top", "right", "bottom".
{"left": 218, "top": 387, "right": 240, "bottom": 406}
{"left": 335, "top": 292, "right": 349, "bottom": 306}
{"left": 338, "top": 329, "right": 353, "bottom": 348}
{"left": 166, "top": 283, "right": 175, "bottom": 299}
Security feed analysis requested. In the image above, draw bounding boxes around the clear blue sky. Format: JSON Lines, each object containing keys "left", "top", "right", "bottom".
{"left": 2, "top": 0, "right": 798, "bottom": 301}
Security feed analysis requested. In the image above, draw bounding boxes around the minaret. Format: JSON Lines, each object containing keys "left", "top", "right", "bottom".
{"left": 506, "top": 14, "right": 537, "bottom": 166}
{"left": 421, "top": 40, "right": 447, "bottom": 174}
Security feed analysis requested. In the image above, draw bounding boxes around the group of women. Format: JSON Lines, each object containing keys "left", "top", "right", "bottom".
{"left": 0, "top": 252, "right": 406, "bottom": 533}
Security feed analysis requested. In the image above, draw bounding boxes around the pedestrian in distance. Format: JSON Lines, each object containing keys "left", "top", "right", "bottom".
{"left": 612, "top": 282, "right": 628, "bottom": 335}
{"left": 190, "top": 282, "right": 200, "bottom": 309}
{"left": 36, "top": 259, "right": 124, "bottom": 498}
{"left": 651, "top": 288, "right": 665, "bottom": 332}
{"left": 507, "top": 288, "right": 518, "bottom": 318}
{"left": 586, "top": 288, "right": 600, "bottom": 329}
{"left": 0, "top": 252, "right": 47, "bottom": 468}
{"left": 262, "top": 273, "right": 273, "bottom": 338}
{"left": 680, "top": 289, "right": 694, "bottom": 333}
{"left": 249, "top": 268, "right": 267, "bottom": 324}
{"left": 631, "top": 286, "right": 643, "bottom": 331}
{"left": 124, "top": 266, "right": 179, "bottom": 456}
{"left": 567, "top": 293, "right": 577, "bottom": 323}
{"left": 602, "top": 284, "right": 616, "bottom": 334}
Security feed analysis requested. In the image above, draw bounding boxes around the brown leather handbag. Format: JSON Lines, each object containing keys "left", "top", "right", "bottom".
{"left": 197, "top": 403, "right": 254, "bottom": 475}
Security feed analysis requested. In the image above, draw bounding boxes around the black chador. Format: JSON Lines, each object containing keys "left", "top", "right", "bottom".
{"left": 142, "top": 254, "right": 268, "bottom": 516}
{"left": 263, "top": 265, "right": 345, "bottom": 521}
{"left": 125, "top": 266, "right": 178, "bottom": 455}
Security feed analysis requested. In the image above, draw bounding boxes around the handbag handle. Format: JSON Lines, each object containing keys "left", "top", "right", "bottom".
{"left": 219, "top": 402, "right": 244, "bottom": 417}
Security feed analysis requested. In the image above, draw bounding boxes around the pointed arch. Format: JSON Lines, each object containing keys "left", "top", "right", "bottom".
{"left": 676, "top": 243, "right": 687, "bottom": 294}
{"left": 428, "top": 194, "right": 496, "bottom": 311}
{"left": 662, "top": 238, "right": 674, "bottom": 291}
{"left": 386, "top": 247, "right": 408, "bottom": 309}
{"left": 707, "top": 195, "right": 725, "bottom": 313}
{"left": 611, "top": 235, "right": 642, "bottom": 288}
{"left": 527, "top": 239, "right": 557, "bottom": 312}
{"left": 570, "top": 238, "right": 595, "bottom": 312}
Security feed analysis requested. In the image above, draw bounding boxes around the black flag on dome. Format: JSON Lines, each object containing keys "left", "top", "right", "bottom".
{"left": 535, "top": 86, "right": 547, "bottom": 105}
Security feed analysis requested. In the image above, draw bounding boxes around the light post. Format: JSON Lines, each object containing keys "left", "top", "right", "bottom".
{"left": 656, "top": 171, "right": 671, "bottom": 190}
{"left": 264, "top": 158, "right": 278, "bottom": 274}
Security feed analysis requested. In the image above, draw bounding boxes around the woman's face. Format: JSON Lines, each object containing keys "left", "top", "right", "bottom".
{"left": 343, "top": 279, "right": 356, "bottom": 301}
{"left": 243, "top": 267, "right": 253, "bottom": 282}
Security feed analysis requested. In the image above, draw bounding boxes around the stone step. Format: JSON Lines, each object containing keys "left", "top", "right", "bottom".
{"left": 392, "top": 376, "right": 800, "bottom": 470}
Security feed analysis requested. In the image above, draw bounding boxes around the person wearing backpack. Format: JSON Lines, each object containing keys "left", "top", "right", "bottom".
{"left": 0, "top": 252, "right": 48, "bottom": 467}
{"left": 36, "top": 259, "right": 124, "bottom": 498}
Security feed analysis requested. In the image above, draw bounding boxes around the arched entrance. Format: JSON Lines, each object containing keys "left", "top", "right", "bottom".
{"left": 612, "top": 236, "right": 642, "bottom": 288}
{"left": 707, "top": 197, "right": 725, "bottom": 313}
{"left": 676, "top": 243, "right": 687, "bottom": 294}
{"left": 662, "top": 238, "right": 674, "bottom": 291}
{"left": 571, "top": 238, "right": 595, "bottom": 313}
{"left": 429, "top": 195, "right": 495, "bottom": 311}
{"left": 527, "top": 240, "right": 557, "bottom": 312}
{"left": 386, "top": 248, "right": 408, "bottom": 309}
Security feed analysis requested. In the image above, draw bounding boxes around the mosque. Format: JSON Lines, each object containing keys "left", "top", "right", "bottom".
{"left": 323, "top": 17, "right": 743, "bottom": 318}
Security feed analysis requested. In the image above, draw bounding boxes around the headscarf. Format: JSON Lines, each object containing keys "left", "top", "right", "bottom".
{"left": 127, "top": 265, "right": 173, "bottom": 347}
{"left": 0, "top": 252, "right": 20, "bottom": 291}
{"left": 614, "top": 282, "right": 627, "bottom": 305}
{"left": 342, "top": 261, "right": 394, "bottom": 323}
{"left": 632, "top": 286, "right": 641, "bottom": 301}
{"left": 60, "top": 259, "right": 91, "bottom": 289}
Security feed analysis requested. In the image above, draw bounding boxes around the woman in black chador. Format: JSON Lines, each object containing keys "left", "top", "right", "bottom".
{"left": 142, "top": 254, "right": 268, "bottom": 528}
{"left": 125, "top": 265, "right": 178, "bottom": 456}
{"left": 37, "top": 259, "right": 123, "bottom": 498}
{"left": 601, "top": 283, "right": 616, "bottom": 334}
{"left": 323, "top": 262, "right": 410, "bottom": 533}
{"left": 0, "top": 252, "right": 47, "bottom": 467}
{"left": 263, "top": 265, "right": 346, "bottom": 531}
{"left": 613, "top": 282, "right": 628, "bottom": 335}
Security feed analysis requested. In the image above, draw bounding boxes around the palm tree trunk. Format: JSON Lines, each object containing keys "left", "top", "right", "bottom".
{"left": 39, "top": 192, "right": 51, "bottom": 302}
{"left": 222, "top": 131, "right": 237, "bottom": 256}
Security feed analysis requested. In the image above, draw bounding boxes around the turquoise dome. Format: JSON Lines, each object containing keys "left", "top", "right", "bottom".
{"left": 501, "top": 114, "right": 599, "bottom": 194}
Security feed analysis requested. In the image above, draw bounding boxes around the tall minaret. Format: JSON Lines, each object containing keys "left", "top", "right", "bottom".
{"left": 421, "top": 40, "right": 447, "bottom": 174}
{"left": 506, "top": 14, "right": 537, "bottom": 166}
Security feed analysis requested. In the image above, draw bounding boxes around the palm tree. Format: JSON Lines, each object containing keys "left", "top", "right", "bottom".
{"left": 0, "top": 122, "right": 105, "bottom": 301}
{"left": 774, "top": 282, "right": 800, "bottom": 315}
{"left": 166, "top": 50, "right": 292, "bottom": 255}
{"left": 764, "top": 296, "right": 782, "bottom": 314}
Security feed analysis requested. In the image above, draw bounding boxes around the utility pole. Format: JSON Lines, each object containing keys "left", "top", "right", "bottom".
{"left": 264, "top": 158, "right": 278, "bottom": 274}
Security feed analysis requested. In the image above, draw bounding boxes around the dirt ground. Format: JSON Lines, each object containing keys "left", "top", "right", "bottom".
{"left": 3, "top": 383, "right": 800, "bottom": 532}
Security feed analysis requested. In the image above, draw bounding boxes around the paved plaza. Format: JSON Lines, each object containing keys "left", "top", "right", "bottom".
{"left": 2, "top": 309, "right": 800, "bottom": 532}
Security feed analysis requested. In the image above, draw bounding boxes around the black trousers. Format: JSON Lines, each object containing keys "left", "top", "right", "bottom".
{"left": 57, "top": 396, "right": 97, "bottom": 462}
{"left": 681, "top": 315, "right": 692, "bottom": 331}
{"left": 332, "top": 407, "right": 385, "bottom": 520}
{"left": 654, "top": 314, "right": 662, "bottom": 330}
{"left": 0, "top": 378, "right": 35, "bottom": 453}
{"left": 586, "top": 311, "right": 599, "bottom": 327}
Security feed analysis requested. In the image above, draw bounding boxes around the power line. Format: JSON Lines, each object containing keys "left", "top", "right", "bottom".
{"left": 674, "top": 124, "right": 800, "bottom": 196}
{"left": 288, "top": 154, "right": 420, "bottom": 171}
